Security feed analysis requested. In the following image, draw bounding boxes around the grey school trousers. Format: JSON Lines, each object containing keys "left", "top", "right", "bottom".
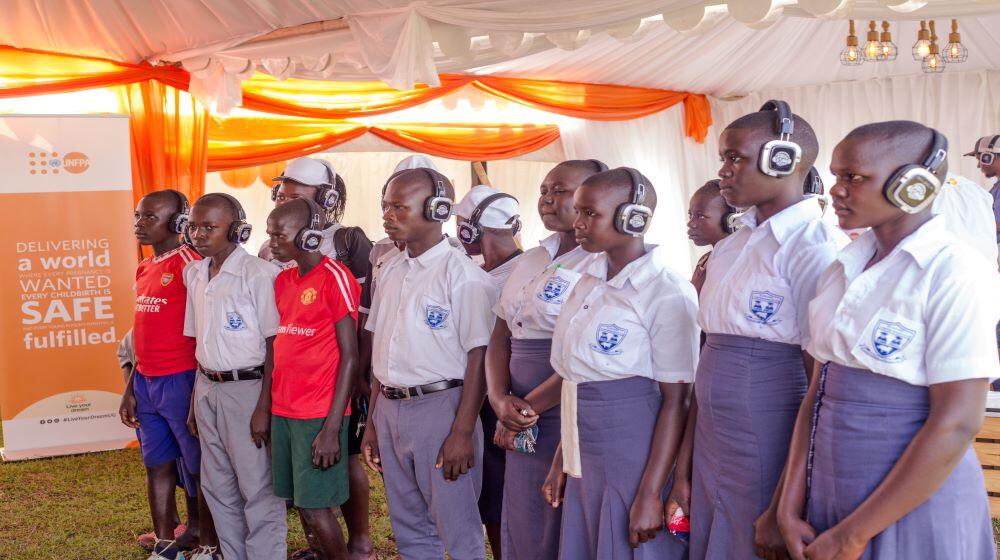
{"left": 194, "top": 375, "right": 287, "bottom": 560}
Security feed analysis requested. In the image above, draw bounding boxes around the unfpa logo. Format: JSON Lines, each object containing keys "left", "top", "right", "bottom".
{"left": 27, "top": 151, "right": 90, "bottom": 175}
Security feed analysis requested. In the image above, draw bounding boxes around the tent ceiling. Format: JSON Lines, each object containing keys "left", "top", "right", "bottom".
{"left": 3, "top": 1, "right": 1000, "bottom": 104}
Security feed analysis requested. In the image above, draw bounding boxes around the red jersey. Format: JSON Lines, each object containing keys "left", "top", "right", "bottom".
{"left": 272, "top": 257, "right": 361, "bottom": 419}
{"left": 134, "top": 245, "right": 201, "bottom": 376}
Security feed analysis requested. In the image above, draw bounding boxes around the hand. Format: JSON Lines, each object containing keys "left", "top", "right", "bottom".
{"left": 311, "top": 424, "right": 342, "bottom": 470}
{"left": 664, "top": 477, "right": 691, "bottom": 527}
{"left": 493, "top": 422, "right": 517, "bottom": 451}
{"left": 361, "top": 425, "right": 381, "bottom": 473}
{"left": 629, "top": 491, "right": 664, "bottom": 548}
{"left": 354, "top": 379, "right": 371, "bottom": 401}
{"left": 250, "top": 405, "right": 270, "bottom": 449}
{"left": 753, "top": 506, "right": 790, "bottom": 559}
{"left": 778, "top": 514, "right": 817, "bottom": 560}
{"left": 803, "top": 525, "right": 866, "bottom": 560}
{"left": 119, "top": 391, "right": 139, "bottom": 429}
{"left": 541, "top": 461, "right": 566, "bottom": 508}
{"left": 436, "top": 430, "right": 475, "bottom": 481}
{"left": 491, "top": 394, "right": 539, "bottom": 432}
{"left": 187, "top": 408, "right": 199, "bottom": 439}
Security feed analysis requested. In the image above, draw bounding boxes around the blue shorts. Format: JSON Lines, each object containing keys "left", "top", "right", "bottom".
{"left": 134, "top": 369, "right": 200, "bottom": 495}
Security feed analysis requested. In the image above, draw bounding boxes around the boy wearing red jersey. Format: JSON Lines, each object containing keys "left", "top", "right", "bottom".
{"left": 121, "top": 190, "right": 219, "bottom": 560}
{"left": 266, "top": 198, "right": 360, "bottom": 559}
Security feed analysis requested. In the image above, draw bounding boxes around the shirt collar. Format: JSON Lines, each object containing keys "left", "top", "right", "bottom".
{"left": 405, "top": 237, "right": 452, "bottom": 268}
{"left": 583, "top": 244, "right": 662, "bottom": 289}
{"left": 538, "top": 233, "right": 561, "bottom": 259}
{"left": 152, "top": 244, "right": 190, "bottom": 263}
{"left": 837, "top": 215, "right": 949, "bottom": 273}
{"left": 740, "top": 197, "right": 824, "bottom": 244}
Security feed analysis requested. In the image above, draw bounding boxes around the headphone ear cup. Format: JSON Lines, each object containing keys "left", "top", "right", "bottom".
{"left": 296, "top": 229, "right": 323, "bottom": 252}
{"left": 170, "top": 213, "right": 189, "bottom": 235}
{"left": 316, "top": 186, "right": 338, "bottom": 210}
{"left": 232, "top": 222, "right": 252, "bottom": 244}
{"left": 759, "top": 141, "right": 801, "bottom": 177}
{"left": 615, "top": 203, "right": 652, "bottom": 237}
{"left": 883, "top": 165, "right": 940, "bottom": 213}
{"left": 425, "top": 197, "right": 452, "bottom": 222}
{"left": 458, "top": 221, "right": 480, "bottom": 244}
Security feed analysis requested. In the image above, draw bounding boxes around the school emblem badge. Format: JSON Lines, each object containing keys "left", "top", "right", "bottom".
{"left": 424, "top": 304, "right": 450, "bottom": 330}
{"left": 225, "top": 312, "right": 246, "bottom": 331}
{"left": 591, "top": 323, "right": 628, "bottom": 355}
{"left": 300, "top": 287, "right": 318, "bottom": 305}
{"left": 747, "top": 291, "right": 784, "bottom": 324}
{"left": 537, "top": 275, "right": 570, "bottom": 304}
{"left": 160, "top": 273, "right": 174, "bottom": 287}
{"left": 860, "top": 320, "right": 916, "bottom": 362}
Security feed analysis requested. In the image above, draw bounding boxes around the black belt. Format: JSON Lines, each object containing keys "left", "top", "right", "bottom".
{"left": 381, "top": 379, "right": 463, "bottom": 400}
{"left": 199, "top": 364, "right": 264, "bottom": 383}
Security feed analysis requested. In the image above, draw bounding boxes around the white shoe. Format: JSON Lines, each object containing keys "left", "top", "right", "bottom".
{"left": 147, "top": 539, "right": 185, "bottom": 560}
{"left": 188, "top": 545, "right": 219, "bottom": 560}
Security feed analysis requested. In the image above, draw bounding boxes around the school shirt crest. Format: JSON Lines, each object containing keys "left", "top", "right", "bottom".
{"left": 591, "top": 323, "right": 628, "bottom": 355}
{"left": 538, "top": 275, "right": 570, "bottom": 304}
{"left": 747, "top": 290, "right": 784, "bottom": 324}
{"left": 225, "top": 311, "right": 246, "bottom": 331}
{"left": 425, "top": 304, "right": 450, "bottom": 330}
{"left": 860, "top": 320, "right": 916, "bottom": 362}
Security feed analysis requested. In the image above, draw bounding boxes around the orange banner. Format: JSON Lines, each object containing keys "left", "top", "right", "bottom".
{"left": 0, "top": 116, "right": 137, "bottom": 460}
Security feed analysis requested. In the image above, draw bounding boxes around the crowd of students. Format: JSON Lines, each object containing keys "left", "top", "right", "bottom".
{"left": 118, "top": 100, "right": 1000, "bottom": 560}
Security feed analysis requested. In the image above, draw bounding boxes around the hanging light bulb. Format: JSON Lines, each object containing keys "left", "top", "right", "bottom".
{"left": 912, "top": 20, "right": 931, "bottom": 60}
{"left": 922, "top": 20, "right": 946, "bottom": 73}
{"left": 840, "top": 20, "right": 864, "bottom": 66}
{"left": 945, "top": 19, "right": 968, "bottom": 63}
{"left": 863, "top": 20, "right": 881, "bottom": 61}
{"left": 878, "top": 21, "right": 898, "bottom": 61}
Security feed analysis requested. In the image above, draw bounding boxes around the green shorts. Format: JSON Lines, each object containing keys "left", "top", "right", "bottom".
{"left": 271, "top": 415, "right": 350, "bottom": 509}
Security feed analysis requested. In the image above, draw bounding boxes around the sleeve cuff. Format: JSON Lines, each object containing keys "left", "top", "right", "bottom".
{"left": 461, "top": 337, "right": 491, "bottom": 352}
{"left": 927, "top": 358, "right": 1000, "bottom": 385}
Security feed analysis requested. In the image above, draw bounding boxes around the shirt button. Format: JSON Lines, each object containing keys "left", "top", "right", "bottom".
{"left": 517, "top": 321, "right": 523, "bottom": 327}
{"left": 583, "top": 305, "right": 589, "bottom": 309}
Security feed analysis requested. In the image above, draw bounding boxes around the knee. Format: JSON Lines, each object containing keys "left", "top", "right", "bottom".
{"left": 147, "top": 460, "right": 177, "bottom": 477}
{"left": 298, "top": 507, "right": 329, "bottom": 526}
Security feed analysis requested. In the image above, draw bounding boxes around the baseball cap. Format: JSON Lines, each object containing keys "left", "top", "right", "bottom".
{"left": 393, "top": 155, "right": 439, "bottom": 174}
{"left": 453, "top": 185, "right": 521, "bottom": 229}
{"left": 272, "top": 157, "right": 337, "bottom": 187}
{"left": 964, "top": 135, "right": 1000, "bottom": 157}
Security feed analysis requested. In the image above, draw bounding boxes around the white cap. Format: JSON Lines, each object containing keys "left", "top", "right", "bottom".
{"left": 964, "top": 135, "right": 1000, "bottom": 157}
{"left": 273, "top": 157, "right": 337, "bottom": 187}
{"left": 453, "top": 185, "right": 521, "bottom": 229}
{"left": 393, "top": 155, "right": 439, "bottom": 174}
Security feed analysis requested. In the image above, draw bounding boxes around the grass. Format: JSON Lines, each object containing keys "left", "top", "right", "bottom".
{"left": 0, "top": 441, "right": 399, "bottom": 559}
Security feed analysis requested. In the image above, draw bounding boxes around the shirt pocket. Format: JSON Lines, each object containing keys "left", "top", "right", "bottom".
{"left": 581, "top": 305, "right": 643, "bottom": 376}
{"left": 533, "top": 267, "right": 583, "bottom": 316}
{"left": 741, "top": 272, "right": 798, "bottom": 341}
{"left": 850, "top": 308, "right": 925, "bottom": 375}
{"left": 419, "top": 295, "right": 452, "bottom": 332}
{"left": 218, "top": 292, "right": 260, "bottom": 338}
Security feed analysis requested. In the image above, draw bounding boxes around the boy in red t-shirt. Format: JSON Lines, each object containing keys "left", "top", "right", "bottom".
{"left": 266, "top": 198, "right": 360, "bottom": 559}
{"left": 120, "top": 190, "right": 219, "bottom": 560}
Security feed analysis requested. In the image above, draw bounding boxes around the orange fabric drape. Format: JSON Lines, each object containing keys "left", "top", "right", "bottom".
{"left": 119, "top": 81, "right": 208, "bottom": 205}
{"left": 241, "top": 73, "right": 475, "bottom": 119}
{"left": 209, "top": 123, "right": 367, "bottom": 171}
{"left": 0, "top": 45, "right": 189, "bottom": 97}
{"left": 370, "top": 123, "right": 560, "bottom": 161}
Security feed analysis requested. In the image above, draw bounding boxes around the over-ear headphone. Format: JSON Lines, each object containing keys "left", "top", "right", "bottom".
{"left": 458, "top": 193, "right": 521, "bottom": 244}
{"left": 804, "top": 167, "right": 824, "bottom": 195}
{"left": 758, "top": 100, "right": 802, "bottom": 178}
{"left": 293, "top": 198, "right": 325, "bottom": 252}
{"left": 163, "top": 189, "right": 190, "bottom": 235}
{"left": 270, "top": 160, "right": 340, "bottom": 210}
{"left": 381, "top": 168, "right": 454, "bottom": 222}
{"left": 884, "top": 129, "right": 948, "bottom": 214}
{"left": 615, "top": 167, "right": 654, "bottom": 237}
{"left": 202, "top": 193, "right": 252, "bottom": 244}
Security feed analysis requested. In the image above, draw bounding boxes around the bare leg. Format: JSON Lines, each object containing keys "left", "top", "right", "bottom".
{"left": 486, "top": 523, "right": 502, "bottom": 560}
{"left": 342, "top": 457, "right": 374, "bottom": 559}
{"left": 299, "top": 507, "right": 349, "bottom": 560}
{"left": 147, "top": 461, "right": 179, "bottom": 541}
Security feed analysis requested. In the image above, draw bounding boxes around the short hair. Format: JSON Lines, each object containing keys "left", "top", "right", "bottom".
{"left": 693, "top": 179, "right": 734, "bottom": 213}
{"left": 269, "top": 197, "right": 315, "bottom": 230}
{"left": 194, "top": 193, "right": 240, "bottom": 222}
{"left": 843, "top": 120, "right": 949, "bottom": 180}
{"left": 388, "top": 168, "right": 456, "bottom": 200}
{"left": 582, "top": 167, "right": 658, "bottom": 212}
{"left": 557, "top": 159, "right": 609, "bottom": 176}
{"left": 725, "top": 109, "right": 819, "bottom": 172}
{"left": 141, "top": 189, "right": 185, "bottom": 214}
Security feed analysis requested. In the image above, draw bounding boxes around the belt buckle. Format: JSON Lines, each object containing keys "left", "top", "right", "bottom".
{"left": 214, "top": 370, "right": 224, "bottom": 382}
{"left": 401, "top": 387, "right": 411, "bottom": 400}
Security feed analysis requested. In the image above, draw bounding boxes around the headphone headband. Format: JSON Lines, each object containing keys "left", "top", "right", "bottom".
{"left": 164, "top": 189, "right": 189, "bottom": 214}
{"left": 469, "top": 192, "right": 518, "bottom": 227}
{"left": 294, "top": 197, "right": 323, "bottom": 232}
{"left": 760, "top": 99, "right": 794, "bottom": 138}
{"left": 203, "top": 192, "right": 246, "bottom": 221}
{"left": 923, "top": 129, "right": 948, "bottom": 174}
{"left": 622, "top": 167, "right": 647, "bottom": 206}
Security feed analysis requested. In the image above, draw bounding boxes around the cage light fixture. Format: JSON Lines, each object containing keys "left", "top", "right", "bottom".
{"left": 922, "top": 20, "right": 946, "bottom": 73}
{"left": 912, "top": 20, "right": 931, "bottom": 60}
{"left": 863, "top": 20, "right": 881, "bottom": 61}
{"left": 944, "top": 19, "right": 968, "bottom": 63}
{"left": 841, "top": 20, "right": 864, "bottom": 66}
{"left": 878, "top": 21, "right": 898, "bottom": 61}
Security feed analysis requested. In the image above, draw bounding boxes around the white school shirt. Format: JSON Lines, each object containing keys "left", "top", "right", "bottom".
{"left": 486, "top": 252, "right": 522, "bottom": 293}
{"left": 551, "top": 245, "right": 701, "bottom": 384}
{"left": 495, "top": 234, "right": 593, "bottom": 340}
{"left": 366, "top": 238, "right": 497, "bottom": 388}
{"left": 930, "top": 175, "right": 999, "bottom": 264}
{"left": 183, "top": 246, "right": 281, "bottom": 372}
{"left": 698, "top": 197, "right": 849, "bottom": 348}
{"left": 807, "top": 216, "right": 1000, "bottom": 386}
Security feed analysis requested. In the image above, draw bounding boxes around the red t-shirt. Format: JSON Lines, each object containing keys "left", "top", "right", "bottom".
{"left": 134, "top": 245, "right": 201, "bottom": 376}
{"left": 272, "top": 257, "right": 361, "bottom": 419}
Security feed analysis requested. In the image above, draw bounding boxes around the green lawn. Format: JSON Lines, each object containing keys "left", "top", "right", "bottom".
{"left": 0, "top": 443, "right": 399, "bottom": 559}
